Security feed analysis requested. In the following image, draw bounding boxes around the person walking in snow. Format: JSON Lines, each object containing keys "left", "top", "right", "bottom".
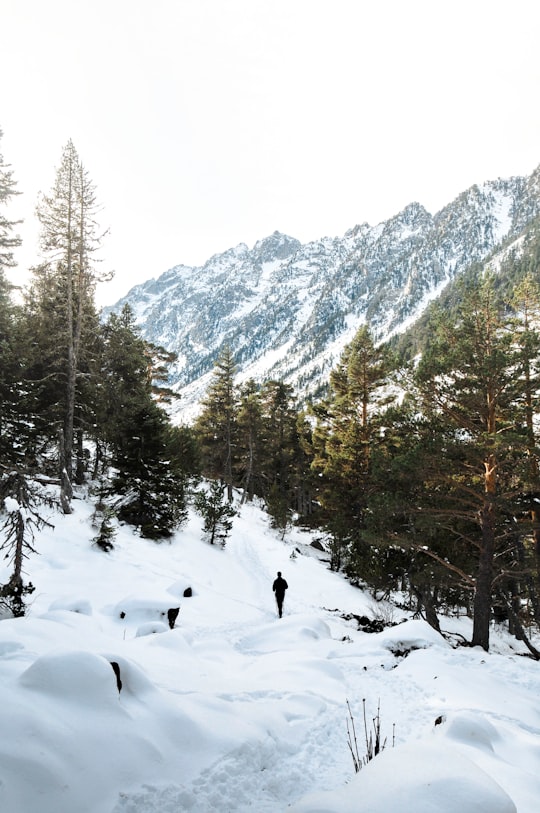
{"left": 272, "top": 571, "right": 288, "bottom": 618}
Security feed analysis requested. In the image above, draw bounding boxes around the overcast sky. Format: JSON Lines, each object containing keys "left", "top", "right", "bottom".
{"left": 2, "top": 0, "right": 540, "bottom": 305}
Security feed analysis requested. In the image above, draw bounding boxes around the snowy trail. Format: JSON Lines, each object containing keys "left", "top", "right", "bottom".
{"left": 107, "top": 509, "right": 442, "bottom": 811}
{"left": 2, "top": 497, "right": 540, "bottom": 812}
{"left": 108, "top": 508, "right": 388, "bottom": 811}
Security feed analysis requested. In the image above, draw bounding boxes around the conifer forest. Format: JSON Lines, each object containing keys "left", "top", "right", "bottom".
{"left": 3, "top": 132, "right": 540, "bottom": 657}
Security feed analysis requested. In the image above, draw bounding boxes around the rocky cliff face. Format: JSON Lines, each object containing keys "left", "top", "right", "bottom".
{"left": 105, "top": 166, "right": 540, "bottom": 417}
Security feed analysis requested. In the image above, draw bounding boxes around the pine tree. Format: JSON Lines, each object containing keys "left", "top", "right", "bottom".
{"left": 194, "top": 479, "right": 236, "bottom": 546}
{"left": 194, "top": 346, "right": 238, "bottom": 501}
{"left": 0, "top": 273, "right": 22, "bottom": 466}
{"left": 31, "top": 141, "right": 106, "bottom": 511}
{"left": 365, "top": 397, "right": 475, "bottom": 622}
{"left": 259, "top": 380, "right": 299, "bottom": 535}
{"left": 0, "top": 127, "right": 21, "bottom": 273}
{"left": 236, "top": 378, "right": 265, "bottom": 503}
{"left": 99, "top": 305, "right": 189, "bottom": 540}
{"left": 412, "top": 273, "right": 532, "bottom": 649}
{"left": 0, "top": 129, "right": 24, "bottom": 468}
{"left": 312, "top": 326, "right": 393, "bottom": 571}
{"left": 292, "top": 411, "right": 316, "bottom": 519}
{"left": 512, "top": 275, "right": 540, "bottom": 529}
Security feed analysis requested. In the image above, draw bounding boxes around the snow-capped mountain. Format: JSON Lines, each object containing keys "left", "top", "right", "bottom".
{"left": 105, "top": 165, "right": 540, "bottom": 417}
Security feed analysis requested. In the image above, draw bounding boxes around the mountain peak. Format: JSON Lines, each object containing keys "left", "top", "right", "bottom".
{"left": 108, "top": 165, "right": 540, "bottom": 419}
{"left": 252, "top": 231, "right": 301, "bottom": 263}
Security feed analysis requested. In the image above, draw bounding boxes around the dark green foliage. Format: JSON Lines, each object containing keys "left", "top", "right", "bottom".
{"left": 0, "top": 140, "right": 191, "bottom": 549}
{"left": 258, "top": 380, "right": 300, "bottom": 532}
{"left": 25, "top": 141, "right": 106, "bottom": 510}
{"left": 0, "top": 132, "right": 27, "bottom": 468}
{"left": 91, "top": 508, "right": 117, "bottom": 552}
{"left": 311, "top": 326, "right": 394, "bottom": 572}
{"left": 303, "top": 253, "right": 540, "bottom": 649}
{"left": 413, "top": 274, "right": 527, "bottom": 648}
{"left": 0, "top": 127, "right": 21, "bottom": 272}
{"left": 194, "top": 346, "right": 238, "bottom": 501}
{"left": 99, "top": 306, "right": 190, "bottom": 540}
{"left": 194, "top": 480, "right": 236, "bottom": 546}
{"left": 236, "top": 378, "right": 265, "bottom": 503}
{"left": 365, "top": 272, "right": 540, "bottom": 648}
{"left": 0, "top": 276, "right": 31, "bottom": 468}
{"left": 266, "top": 482, "right": 292, "bottom": 538}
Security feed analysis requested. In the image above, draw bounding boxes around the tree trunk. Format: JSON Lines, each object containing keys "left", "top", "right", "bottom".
{"left": 75, "top": 427, "right": 85, "bottom": 485}
{"left": 472, "top": 498, "right": 495, "bottom": 650}
{"left": 58, "top": 428, "right": 73, "bottom": 514}
{"left": 240, "top": 435, "right": 254, "bottom": 505}
{"left": 413, "top": 583, "right": 441, "bottom": 633}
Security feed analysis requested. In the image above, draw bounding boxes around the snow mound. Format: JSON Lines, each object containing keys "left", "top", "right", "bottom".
{"left": 19, "top": 650, "right": 123, "bottom": 704}
{"left": 112, "top": 595, "right": 179, "bottom": 622}
{"left": 290, "top": 739, "right": 517, "bottom": 813}
{"left": 48, "top": 597, "right": 93, "bottom": 615}
{"left": 377, "top": 618, "right": 449, "bottom": 652}
{"left": 135, "top": 621, "right": 169, "bottom": 637}
{"left": 238, "top": 614, "right": 332, "bottom": 653}
{"left": 441, "top": 711, "right": 500, "bottom": 752}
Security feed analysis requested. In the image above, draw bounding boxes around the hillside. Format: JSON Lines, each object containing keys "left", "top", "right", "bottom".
{"left": 1, "top": 490, "right": 539, "bottom": 812}
{"left": 105, "top": 165, "right": 540, "bottom": 417}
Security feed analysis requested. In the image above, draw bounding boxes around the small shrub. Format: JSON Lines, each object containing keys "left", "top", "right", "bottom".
{"left": 194, "top": 480, "right": 236, "bottom": 546}
{"left": 346, "top": 698, "right": 394, "bottom": 773}
{"left": 92, "top": 510, "right": 117, "bottom": 552}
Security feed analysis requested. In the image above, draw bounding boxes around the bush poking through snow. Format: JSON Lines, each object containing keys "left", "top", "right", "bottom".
{"left": 92, "top": 509, "right": 117, "bottom": 552}
{"left": 347, "top": 698, "right": 394, "bottom": 773}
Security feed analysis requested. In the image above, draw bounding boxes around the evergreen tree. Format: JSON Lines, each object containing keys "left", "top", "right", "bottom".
{"left": 512, "top": 275, "right": 540, "bottom": 533}
{"left": 365, "top": 398, "right": 476, "bottom": 623}
{"left": 292, "top": 410, "right": 316, "bottom": 520}
{"left": 99, "top": 305, "right": 189, "bottom": 539}
{"left": 312, "top": 326, "right": 393, "bottom": 571}
{"left": 97, "top": 305, "right": 152, "bottom": 468}
{"left": 194, "top": 479, "right": 236, "bottom": 546}
{"left": 236, "top": 378, "right": 265, "bottom": 503}
{"left": 0, "top": 127, "right": 21, "bottom": 273}
{"left": 259, "top": 380, "right": 299, "bottom": 535}
{"left": 412, "top": 273, "right": 533, "bottom": 649}
{"left": 30, "top": 141, "right": 106, "bottom": 511}
{"left": 0, "top": 274, "right": 22, "bottom": 466}
{"left": 194, "top": 346, "right": 238, "bottom": 501}
{"left": 0, "top": 129, "right": 24, "bottom": 467}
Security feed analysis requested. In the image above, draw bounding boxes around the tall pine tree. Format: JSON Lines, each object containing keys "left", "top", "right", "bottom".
{"left": 28, "top": 141, "right": 106, "bottom": 511}
{"left": 0, "top": 128, "right": 23, "bottom": 468}
{"left": 0, "top": 127, "right": 21, "bottom": 274}
{"left": 412, "top": 274, "right": 533, "bottom": 649}
{"left": 312, "top": 326, "right": 393, "bottom": 570}
{"left": 99, "top": 305, "right": 189, "bottom": 540}
{"left": 195, "top": 346, "right": 238, "bottom": 501}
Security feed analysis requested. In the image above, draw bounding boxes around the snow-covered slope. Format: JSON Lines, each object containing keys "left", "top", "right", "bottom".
{"left": 105, "top": 166, "right": 540, "bottom": 417}
{"left": 1, "top": 493, "right": 539, "bottom": 812}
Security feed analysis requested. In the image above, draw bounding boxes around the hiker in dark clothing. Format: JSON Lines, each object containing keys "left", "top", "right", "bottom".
{"left": 272, "top": 571, "right": 288, "bottom": 618}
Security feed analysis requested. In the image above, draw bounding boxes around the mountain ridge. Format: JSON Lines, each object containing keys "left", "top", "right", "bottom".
{"left": 105, "top": 165, "right": 540, "bottom": 419}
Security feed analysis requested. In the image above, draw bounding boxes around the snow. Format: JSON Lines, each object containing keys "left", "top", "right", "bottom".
{"left": 1, "top": 493, "right": 539, "bottom": 812}
{"left": 3, "top": 496, "right": 20, "bottom": 513}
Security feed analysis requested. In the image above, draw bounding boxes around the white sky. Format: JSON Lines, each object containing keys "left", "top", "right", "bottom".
{"left": 2, "top": 0, "right": 540, "bottom": 305}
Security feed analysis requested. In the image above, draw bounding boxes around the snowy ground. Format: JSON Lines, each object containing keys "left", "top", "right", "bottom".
{"left": 1, "top": 490, "right": 540, "bottom": 812}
